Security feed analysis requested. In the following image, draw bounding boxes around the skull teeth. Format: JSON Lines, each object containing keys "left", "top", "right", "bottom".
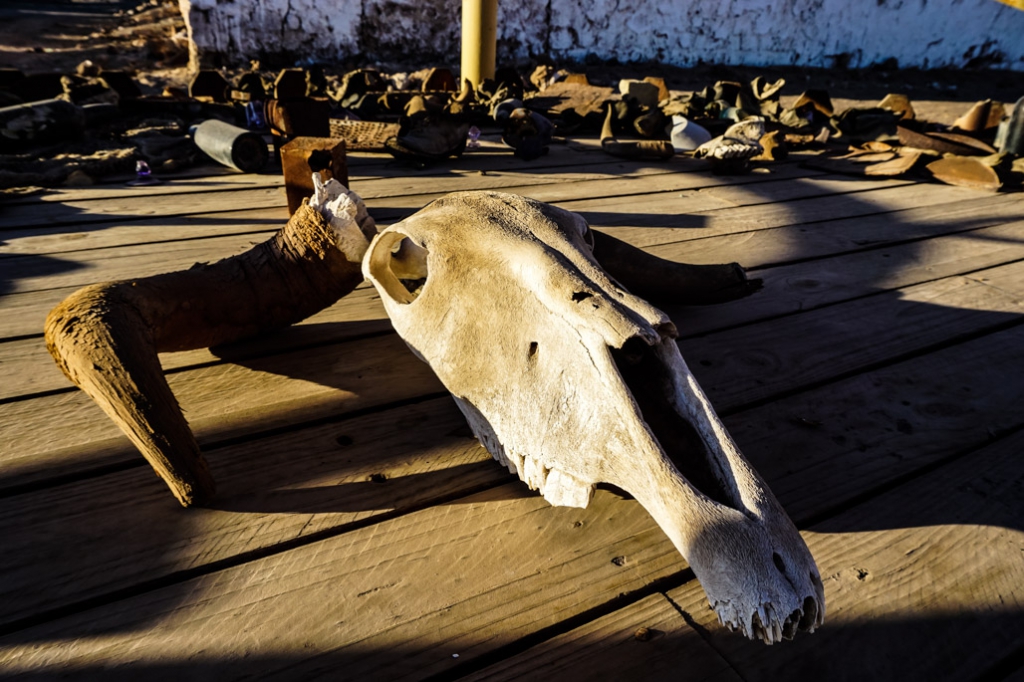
{"left": 715, "top": 593, "right": 824, "bottom": 645}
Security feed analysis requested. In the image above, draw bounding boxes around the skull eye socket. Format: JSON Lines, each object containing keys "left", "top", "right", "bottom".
{"left": 365, "top": 231, "right": 429, "bottom": 304}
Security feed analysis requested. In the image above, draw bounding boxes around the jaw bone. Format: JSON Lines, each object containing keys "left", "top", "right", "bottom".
{"left": 363, "top": 191, "right": 824, "bottom": 644}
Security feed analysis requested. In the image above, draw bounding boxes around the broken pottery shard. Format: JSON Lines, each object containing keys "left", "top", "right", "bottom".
{"left": 600, "top": 104, "right": 674, "bottom": 160}
{"left": 751, "top": 76, "right": 785, "bottom": 101}
{"left": 527, "top": 81, "right": 615, "bottom": 119}
{"left": 864, "top": 151, "right": 921, "bottom": 176}
{"left": 995, "top": 95, "right": 1024, "bottom": 156}
{"left": 792, "top": 89, "right": 834, "bottom": 117}
{"left": 753, "top": 130, "right": 788, "bottom": 162}
{"left": 668, "top": 115, "right": 712, "bottom": 152}
{"left": 501, "top": 108, "right": 554, "bottom": 161}
{"left": 618, "top": 79, "right": 660, "bottom": 108}
{"left": 926, "top": 156, "right": 1002, "bottom": 190}
{"left": 897, "top": 126, "right": 988, "bottom": 157}
{"left": 953, "top": 99, "right": 1005, "bottom": 133}
{"left": 362, "top": 191, "right": 825, "bottom": 644}
{"left": 877, "top": 93, "right": 915, "bottom": 120}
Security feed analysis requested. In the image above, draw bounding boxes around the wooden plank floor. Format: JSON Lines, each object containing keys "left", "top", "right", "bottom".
{"left": 1, "top": 139, "right": 1022, "bottom": 681}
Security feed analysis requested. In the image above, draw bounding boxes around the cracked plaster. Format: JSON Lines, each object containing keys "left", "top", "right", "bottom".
{"left": 179, "top": 0, "right": 1023, "bottom": 70}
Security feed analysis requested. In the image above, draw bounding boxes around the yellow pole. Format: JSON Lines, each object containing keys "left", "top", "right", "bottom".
{"left": 461, "top": 0, "right": 498, "bottom": 90}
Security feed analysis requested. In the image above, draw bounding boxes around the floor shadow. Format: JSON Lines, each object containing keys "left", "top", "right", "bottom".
{"left": 2, "top": 154, "right": 1023, "bottom": 677}
{"left": 0, "top": 609, "right": 1020, "bottom": 681}
{"left": 0, "top": 248, "right": 87, "bottom": 297}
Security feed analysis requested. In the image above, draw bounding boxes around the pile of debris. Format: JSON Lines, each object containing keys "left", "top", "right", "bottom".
{"left": 2, "top": 47, "right": 1022, "bottom": 192}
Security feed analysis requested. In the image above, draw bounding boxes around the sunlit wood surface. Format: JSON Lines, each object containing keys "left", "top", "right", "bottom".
{"left": 1, "top": 139, "right": 1022, "bottom": 681}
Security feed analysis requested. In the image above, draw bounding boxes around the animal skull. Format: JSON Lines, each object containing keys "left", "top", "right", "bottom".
{"left": 363, "top": 191, "right": 825, "bottom": 643}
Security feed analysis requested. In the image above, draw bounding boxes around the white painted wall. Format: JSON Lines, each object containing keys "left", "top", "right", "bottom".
{"left": 179, "top": 0, "right": 1024, "bottom": 70}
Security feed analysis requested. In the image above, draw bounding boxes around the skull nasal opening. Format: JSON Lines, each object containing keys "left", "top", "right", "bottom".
{"left": 611, "top": 337, "right": 735, "bottom": 508}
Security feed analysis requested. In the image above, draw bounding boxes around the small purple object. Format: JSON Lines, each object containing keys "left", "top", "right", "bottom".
{"left": 127, "top": 159, "right": 161, "bottom": 186}
{"left": 245, "top": 101, "right": 266, "bottom": 130}
{"left": 467, "top": 126, "right": 481, "bottom": 149}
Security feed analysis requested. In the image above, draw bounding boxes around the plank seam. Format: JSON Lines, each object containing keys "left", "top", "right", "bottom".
{"left": 0, "top": 162, "right": 822, "bottom": 243}
{"left": 645, "top": 194, "right": 1020, "bottom": 253}
{"left": 692, "top": 251, "right": 1024, "bottom": 341}
{"left": 719, "top": 313, "right": 1024, "bottom": 419}
{"left": 0, "top": 470, "right": 516, "bottom": 639}
{"left": 434, "top": 570, "right": 699, "bottom": 682}
{"left": 0, "top": 327, "right": 397, "bottom": 407}
{"left": 661, "top": 589, "right": 752, "bottom": 682}
{"left": 0, "top": 390, "right": 452, "bottom": 499}
{"left": 795, "top": 420, "right": 1024, "bottom": 531}
{"left": 743, "top": 212, "right": 1023, "bottom": 273}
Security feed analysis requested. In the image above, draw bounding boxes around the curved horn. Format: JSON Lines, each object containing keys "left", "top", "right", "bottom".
{"left": 590, "top": 230, "right": 763, "bottom": 304}
{"left": 44, "top": 201, "right": 366, "bottom": 507}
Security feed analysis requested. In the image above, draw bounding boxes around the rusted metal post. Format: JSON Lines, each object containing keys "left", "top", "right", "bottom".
{"left": 460, "top": 0, "right": 498, "bottom": 90}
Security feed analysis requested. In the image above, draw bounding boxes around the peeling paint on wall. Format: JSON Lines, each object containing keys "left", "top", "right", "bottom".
{"left": 179, "top": 0, "right": 1024, "bottom": 70}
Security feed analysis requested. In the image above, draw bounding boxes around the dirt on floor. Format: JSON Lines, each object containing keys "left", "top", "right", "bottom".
{"left": 0, "top": 0, "right": 190, "bottom": 95}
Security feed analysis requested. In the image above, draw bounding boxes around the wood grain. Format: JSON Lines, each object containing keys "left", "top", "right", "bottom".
{"left": 462, "top": 594, "right": 743, "bottom": 682}
{"left": 1, "top": 191, "right": 1019, "bottom": 343}
{"left": 0, "top": 163, "right": 821, "bottom": 258}
{"left": 0, "top": 332, "right": 444, "bottom": 489}
{"left": 1, "top": 316, "right": 1020, "bottom": 675}
{"left": 666, "top": 428, "right": 1024, "bottom": 682}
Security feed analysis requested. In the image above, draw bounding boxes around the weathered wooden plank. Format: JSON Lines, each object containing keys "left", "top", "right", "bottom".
{"left": 0, "top": 230, "right": 280, "bottom": 295}
{"left": 666, "top": 428, "right": 1024, "bottom": 682}
{"left": 0, "top": 163, "right": 823, "bottom": 258}
{"left": 6, "top": 252, "right": 1024, "bottom": 408}
{"left": 1, "top": 325, "right": 1021, "bottom": 681}
{"left": 645, "top": 190, "right": 1024, "bottom": 270}
{"left": 680, "top": 259, "right": 1024, "bottom": 409}
{"left": 0, "top": 185, "right": 288, "bottom": 231}
{"left": 0, "top": 151, "right": 712, "bottom": 230}
{"left": 665, "top": 220, "right": 1024, "bottom": 337}
{"left": 0, "top": 482, "right": 683, "bottom": 680}
{"left": 3, "top": 176, "right": 1013, "bottom": 305}
{"left": 0, "top": 332, "right": 444, "bottom": 490}
{"left": 590, "top": 180, "right": 992, "bottom": 249}
{"left": 2, "top": 191, "right": 1020, "bottom": 342}
{"left": 0, "top": 286, "right": 391, "bottom": 401}
{"left": 5, "top": 220, "right": 1023, "bottom": 472}
{"left": 6, "top": 260, "right": 1019, "bottom": 623}
{"left": 725, "top": 327, "right": 1024, "bottom": 525}
{"left": 0, "top": 396, "right": 502, "bottom": 630}
{"left": 462, "top": 594, "right": 743, "bottom": 682}
{"left": 1, "top": 298, "right": 1021, "bottom": 661}
{"left": 0, "top": 165, "right": 280, "bottom": 207}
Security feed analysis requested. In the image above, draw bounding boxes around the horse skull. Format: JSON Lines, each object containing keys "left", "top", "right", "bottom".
{"left": 363, "top": 191, "right": 824, "bottom": 643}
